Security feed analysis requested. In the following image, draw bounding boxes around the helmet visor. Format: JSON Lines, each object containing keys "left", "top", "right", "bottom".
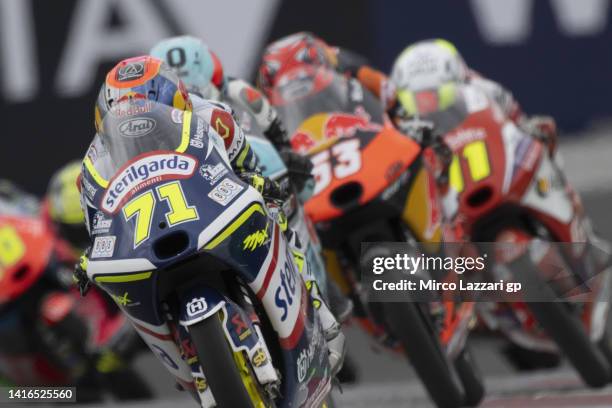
{"left": 99, "top": 99, "right": 186, "bottom": 175}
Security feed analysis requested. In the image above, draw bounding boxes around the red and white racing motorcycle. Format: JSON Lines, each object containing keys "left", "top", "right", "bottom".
{"left": 402, "top": 82, "right": 612, "bottom": 387}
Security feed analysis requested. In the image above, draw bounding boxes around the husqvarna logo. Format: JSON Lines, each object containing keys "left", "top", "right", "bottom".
{"left": 101, "top": 152, "right": 197, "bottom": 214}
{"left": 186, "top": 297, "right": 208, "bottom": 317}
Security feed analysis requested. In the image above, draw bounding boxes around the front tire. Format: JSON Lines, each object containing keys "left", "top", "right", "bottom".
{"left": 454, "top": 348, "right": 485, "bottom": 407}
{"left": 512, "top": 253, "right": 611, "bottom": 387}
{"left": 383, "top": 301, "right": 464, "bottom": 408}
{"left": 189, "top": 312, "right": 268, "bottom": 407}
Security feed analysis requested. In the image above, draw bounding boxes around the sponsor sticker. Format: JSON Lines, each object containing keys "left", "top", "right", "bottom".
{"left": 243, "top": 222, "right": 269, "bottom": 251}
{"left": 111, "top": 292, "right": 139, "bottom": 307}
{"left": 211, "top": 109, "right": 235, "bottom": 147}
{"left": 118, "top": 118, "right": 156, "bottom": 137}
{"left": 190, "top": 118, "right": 208, "bottom": 149}
{"left": 296, "top": 321, "right": 321, "bottom": 382}
{"left": 171, "top": 108, "right": 184, "bottom": 124}
{"left": 111, "top": 102, "right": 154, "bottom": 118}
{"left": 186, "top": 297, "right": 208, "bottom": 317}
{"left": 82, "top": 174, "right": 98, "bottom": 200}
{"left": 101, "top": 152, "right": 197, "bottom": 214}
{"left": 91, "top": 236, "right": 116, "bottom": 258}
{"left": 91, "top": 211, "right": 112, "bottom": 234}
{"left": 445, "top": 127, "right": 486, "bottom": 150}
{"left": 252, "top": 348, "right": 268, "bottom": 368}
{"left": 199, "top": 163, "right": 228, "bottom": 185}
{"left": 207, "top": 178, "right": 243, "bottom": 206}
{"left": 117, "top": 62, "right": 145, "bottom": 82}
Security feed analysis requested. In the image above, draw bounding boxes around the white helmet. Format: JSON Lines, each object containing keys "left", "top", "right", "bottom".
{"left": 391, "top": 39, "right": 468, "bottom": 92}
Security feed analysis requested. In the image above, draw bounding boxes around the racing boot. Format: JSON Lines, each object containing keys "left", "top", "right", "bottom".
{"left": 308, "top": 278, "right": 346, "bottom": 376}
{"left": 327, "top": 278, "right": 353, "bottom": 324}
{"left": 287, "top": 234, "right": 346, "bottom": 376}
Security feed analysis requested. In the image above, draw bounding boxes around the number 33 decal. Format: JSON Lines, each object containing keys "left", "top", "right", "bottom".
{"left": 311, "top": 139, "right": 361, "bottom": 195}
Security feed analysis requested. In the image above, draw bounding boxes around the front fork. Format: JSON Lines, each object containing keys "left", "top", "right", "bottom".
{"left": 173, "top": 286, "right": 279, "bottom": 407}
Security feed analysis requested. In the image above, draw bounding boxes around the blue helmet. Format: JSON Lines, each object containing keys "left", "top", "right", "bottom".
{"left": 150, "top": 36, "right": 222, "bottom": 98}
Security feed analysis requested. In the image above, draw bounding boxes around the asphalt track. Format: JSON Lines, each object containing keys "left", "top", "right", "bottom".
{"left": 33, "top": 131, "right": 612, "bottom": 408}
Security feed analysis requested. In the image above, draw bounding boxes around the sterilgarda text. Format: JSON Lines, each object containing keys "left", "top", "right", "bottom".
{"left": 101, "top": 153, "right": 196, "bottom": 213}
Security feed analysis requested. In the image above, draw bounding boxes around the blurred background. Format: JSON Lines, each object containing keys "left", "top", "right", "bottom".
{"left": 1, "top": 0, "right": 612, "bottom": 193}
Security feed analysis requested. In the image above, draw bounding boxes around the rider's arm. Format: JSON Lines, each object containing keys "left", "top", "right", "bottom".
{"left": 467, "top": 70, "right": 522, "bottom": 123}
{"left": 198, "top": 101, "right": 259, "bottom": 174}
{"left": 467, "top": 70, "right": 557, "bottom": 150}
{"left": 335, "top": 48, "right": 396, "bottom": 110}
{"left": 224, "top": 78, "right": 291, "bottom": 149}
{"left": 199, "top": 101, "right": 290, "bottom": 201}
{"left": 224, "top": 79, "right": 314, "bottom": 196}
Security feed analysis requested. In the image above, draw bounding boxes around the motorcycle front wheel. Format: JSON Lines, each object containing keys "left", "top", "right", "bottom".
{"left": 511, "top": 251, "right": 611, "bottom": 387}
{"left": 383, "top": 301, "right": 465, "bottom": 408}
{"left": 189, "top": 311, "right": 271, "bottom": 408}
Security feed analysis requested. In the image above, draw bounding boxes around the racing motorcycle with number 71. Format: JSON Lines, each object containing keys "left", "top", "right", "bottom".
{"left": 78, "top": 99, "right": 334, "bottom": 407}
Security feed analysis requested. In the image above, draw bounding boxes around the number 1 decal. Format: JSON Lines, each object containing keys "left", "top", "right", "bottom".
{"left": 449, "top": 140, "right": 491, "bottom": 193}
{"left": 311, "top": 139, "right": 361, "bottom": 195}
{"left": 0, "top": 226, "right": 26, "bottom": 268}
{"left": 122, "top": 181, "right": 199, "bottom": 248}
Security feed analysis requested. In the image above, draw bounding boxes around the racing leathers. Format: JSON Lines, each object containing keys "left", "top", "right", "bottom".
{"left": 198, "top": 77, "right": 315, "bottom": 199}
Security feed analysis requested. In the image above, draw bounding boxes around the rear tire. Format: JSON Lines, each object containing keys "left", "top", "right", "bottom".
{"left": 189, "top": 312, "right": 267, "bottom": 407}
{"left": 383, "top": 301, "right": 464, "bottom": 408}
{"left": 454, "top": 348, "right": 485, "bottom": 407}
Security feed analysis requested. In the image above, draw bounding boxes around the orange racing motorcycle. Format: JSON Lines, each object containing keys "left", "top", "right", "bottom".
{"left": 271, "top": 65, "right": 483, "bottom": 408}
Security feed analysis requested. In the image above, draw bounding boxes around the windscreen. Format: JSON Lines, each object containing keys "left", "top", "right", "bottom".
{"left": 272, "top": 66, "right": 351, "bottom": 134}
{"left": 398, "top": 83, "right": 475, "bottom": 135}
{"left": 99, "top": 100, "right": 186, "bottom": 175}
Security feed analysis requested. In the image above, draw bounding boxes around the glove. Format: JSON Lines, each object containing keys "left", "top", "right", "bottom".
{"left": 264, "top": 117, "right": 291, "bottom": 149}
{"left": 521, "top": 115, "right": 557, "bottom": 155}
{"left": 396, "top": 118, "right": 435, "bottom": 145}
{"left": 74, "top": 253, "right": 91, "bottom": 296}
{"left": 239, "top": 172, "right": 289, "bottom": 202}
{"left": 279, "top": 149, "right": 314, "bottom": 193}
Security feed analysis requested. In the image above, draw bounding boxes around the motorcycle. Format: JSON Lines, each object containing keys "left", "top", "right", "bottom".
{"left": 0, "top": 212, "right": 150, "bottom": 401}
{"left": 80, "top": 99, "right": 334, "bottom": 407}
{"left": 230, "top": 104, "right": 329, "bottom": 300}
{"left": 405, "top": 82, "right": 612, "bottom": 387}
{"left": 270, "top": 65, "right": 483, "bottom": 408}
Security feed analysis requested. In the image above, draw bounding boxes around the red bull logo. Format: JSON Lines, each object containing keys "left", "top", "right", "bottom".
{"left": 324, "top": 108, "right": 380, "bottom": 139}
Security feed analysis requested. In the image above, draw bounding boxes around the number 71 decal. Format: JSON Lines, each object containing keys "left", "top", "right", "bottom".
{"left": 123, "top": 181, "right": 198, "bottom": 248}
{"left": 311, "top": 139, "right": 361, "bottom": 195}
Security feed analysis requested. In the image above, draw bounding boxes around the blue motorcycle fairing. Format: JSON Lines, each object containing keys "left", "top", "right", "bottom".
{"left": 82, "top": 114, "right": 332, "bottom": 407}
{"left": 178, "top": 286, "right": 260, "bottom": 352}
